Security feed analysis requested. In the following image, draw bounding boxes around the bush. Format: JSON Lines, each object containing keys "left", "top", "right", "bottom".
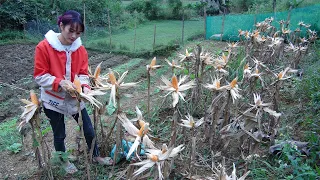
{"left": 126, "top": 0, "right": 146, "bottom": 13}
{"left": 144, "top": 0, "right": 162, "bottom": 20}
{"left": 168, "top": 0, "right": 183, "bottom": 19}
{"left": 126, "top": 0, "right": 196, "bottom": 20}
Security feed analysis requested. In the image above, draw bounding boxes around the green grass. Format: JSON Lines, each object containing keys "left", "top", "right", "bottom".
{"left": 86, "top": 20, "right": 204, "bottom": 53}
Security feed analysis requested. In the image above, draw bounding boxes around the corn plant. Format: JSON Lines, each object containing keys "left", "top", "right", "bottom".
{"left": 18, "top": 90, "right": 53, "bottom": 178}
{"left": 146, "top": 57, "right": 162, "bottom": 118}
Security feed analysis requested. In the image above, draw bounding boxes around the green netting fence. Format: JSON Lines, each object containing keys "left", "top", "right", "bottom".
{"left": 206, "top": 4, "right": 320, "bottom": 41}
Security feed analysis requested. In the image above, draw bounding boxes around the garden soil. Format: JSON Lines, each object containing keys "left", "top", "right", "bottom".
{"left": 0, "top": 44, "right": 131, "bottom": 179}
{"left": 0, "top": 41, "right": 232, "bottom": 179}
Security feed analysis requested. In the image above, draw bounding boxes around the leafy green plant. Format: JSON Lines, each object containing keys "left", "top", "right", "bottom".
{"left": 0, "top": 118, "right": 20, "bottom": 152}
{"left": 7, "top": 143, "right": 22, "bottom": 154}
{"left": 278, "top": 143, "right": 316, "bottom": 179}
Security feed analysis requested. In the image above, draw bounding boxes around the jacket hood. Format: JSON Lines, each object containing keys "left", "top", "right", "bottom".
{"left": 45, "top": 30, "right": 82, "bottom": 52}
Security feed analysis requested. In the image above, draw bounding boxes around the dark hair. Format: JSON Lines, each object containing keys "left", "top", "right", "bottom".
{"left": 57, "top": 10, "right": 84, "bottom": 32}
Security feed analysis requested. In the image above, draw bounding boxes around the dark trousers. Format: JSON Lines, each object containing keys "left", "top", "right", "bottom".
{"left": 44, "top": 107, "right": 99, "bottom": 157}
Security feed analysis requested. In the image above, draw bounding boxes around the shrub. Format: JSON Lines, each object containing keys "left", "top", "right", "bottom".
{"left": 119, "top": 43, "right": 130, "bottom": 51}
{"left": 0, "top": 30, "right": 24, "bottom": 40}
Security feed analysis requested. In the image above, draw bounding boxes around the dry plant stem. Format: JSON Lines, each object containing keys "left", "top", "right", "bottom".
{"left": 43, "top": 137, "right": 53, "bottom": 180}
{"left": 30, "top": 119, "right": 43, "bottom": 169}
{"left": 245, "top": 40, "right": 250, "bottom": 56}
{"left": 273, "top": 81, "right": 280, "bottom": 112}
{"left": 293, "top": 51, "right": 302, "bottom": 69}
{"left": 76, "top": 131, "right": 81, "bottom": 157}
{"left": 77, "top": 100, "right": 91, "bottom": 180}
{"left": 249, "top": 78, "right": 258, "bottom": 94}
{"left": 167, "top": 105, "right": 179, "bottom": 178}
{"left": 189, "top": 129, "right": 196, "bottom": 178}
{"left": 147, "top": 70, "right": 151, "bottom": 120}
{"left": 191, "top": 45, "right": 202, "bottom": 113}
{"left": 112, "top": 89, "right": 122, "bottom": 171}
{"left": 99, "top": 107, "right": 108, "bottom": 157}
{"left": 210, "top": 99, "right": 219, "bottom": 148}
{"left": 203, "top": 96, "right": 210, "bottom": 140}
{"left": 35, "top": 111, "right": 53, "bottom": 179}
{"left": 126, "top": 165, "right": 135, "bottom": 180}
{"left": 223, "top": 92, "right": 231, "bottom": 128}
{"left": 270, "top": 116, "right": 280, "bottom": 144}
{"left": 89, "top": 107, "right": 98, "bottom": 163}
{"left": 182, "top": 126, "right": 186, "bottom": 144}
{"left": 169, "top": 105, "right": 179, "bottom": 147}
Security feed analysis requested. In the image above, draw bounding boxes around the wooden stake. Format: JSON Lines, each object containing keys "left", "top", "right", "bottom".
{"left": 83, "top": 3, "right": 86, "bottom": 42}
{"left": 134, "top": 18, "right": 137, "bottom": 51}
{"left": 107, "top": 8, "right": 112, "bottom": 49}
{"left": 153, "top": 24, "right": 156, "bottom": 51}
{"left": 204, "top": 6, "right": 207, "bottom": 39}
{"left": 273, "top": 0, "right": 277, "bottom": 21}
{"left": 220, "top": 9, "right": 225, "bottom": 41}
{"left": 181, "top": 8, "right": 185, "bottom": 44}
{"left": 35, "top": 6, "right": 40, "bottom": 34}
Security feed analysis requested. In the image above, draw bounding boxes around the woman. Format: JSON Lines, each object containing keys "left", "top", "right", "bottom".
{"left": 34, "top": 10, "right": 112, "bottom": 174}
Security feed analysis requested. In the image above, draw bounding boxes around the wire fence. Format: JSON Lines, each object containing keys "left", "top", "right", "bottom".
{"left": 206, "top": 4, "right": 320, "bottom": 41}
{"left": 25, "top": 19, "right": 205, "bottom": 53}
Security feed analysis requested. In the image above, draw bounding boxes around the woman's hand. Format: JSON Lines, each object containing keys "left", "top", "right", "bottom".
{"left": 59, "top": 80, "right": 76, "bottom": 91}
